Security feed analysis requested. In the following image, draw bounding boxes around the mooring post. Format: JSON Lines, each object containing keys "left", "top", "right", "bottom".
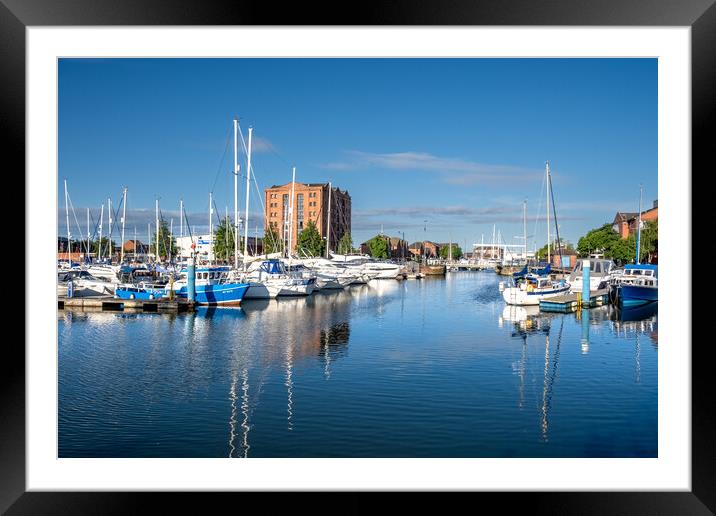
{"left": 582, "top": 259, "right": 591, "bottom": 309}
{"left": 188, "top": 253, "right": 196, "bottom": 304}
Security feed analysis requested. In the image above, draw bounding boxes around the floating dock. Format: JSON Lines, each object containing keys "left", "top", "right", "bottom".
{"left": 539, "top": 289, "right": 609, "bottom": 313}
{"left": 58, "top": 296, "right": 195, "bottom": 313}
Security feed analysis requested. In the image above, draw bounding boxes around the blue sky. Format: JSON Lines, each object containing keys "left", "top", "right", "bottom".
{"left": 58, "top": 58, "right": 657, "bottom": 251}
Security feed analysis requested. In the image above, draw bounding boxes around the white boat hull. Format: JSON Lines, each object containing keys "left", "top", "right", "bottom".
{"left": 502, "top": 285, "right": 571, "bottom": 306}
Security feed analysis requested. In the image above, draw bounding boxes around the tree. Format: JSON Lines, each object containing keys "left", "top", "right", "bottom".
{"left": 366, "top": 236, "right": 389, "bottom": 259}
{"left": 296, "top": 220, "right": 325, "bottom": 257}
{"left": 638, "top": 219, "right": 658, "bottom": 263}
{"left": 91, "top": 237, "right": 116, "bottom": 256}
{"left": 439, "top": 243, "right": 462, "bottom": 260}
{"left": 152, "top": 219, "right": 177, "bottom": 260}
{"left": 337, "top": 232, "right": 353, "bottom": 255}
{"left": 213, "top": 216, "right": 236, "bottom": 262}
{"left": 263, "top": 223, "right": 282, "bottom": 254}
{"left": 576, "top": 223, "right": 621, "bottom": 257}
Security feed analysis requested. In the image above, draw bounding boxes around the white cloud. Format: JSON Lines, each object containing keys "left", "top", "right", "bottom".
{"left": 321, "top": 150, "right": 541, "bottom": 184}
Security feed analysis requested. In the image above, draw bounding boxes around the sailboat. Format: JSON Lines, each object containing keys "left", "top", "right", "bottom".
{"left": 613, "top": 185, "right": 658, "bottom": 308}
{"left": 502, "top": 162, "right": 571, "bottom": 306}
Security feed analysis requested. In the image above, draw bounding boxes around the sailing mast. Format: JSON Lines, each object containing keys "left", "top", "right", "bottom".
{"left": 209, "top": 191, "right": 213, "bottom": 265}
{"left": 635, "top": 184, "right": 643, "bottom": 264}
{"left": 547, "top": 162, "right": 564, "bottom": 270}
{"left": 120, "top": 187, "right": 127, "bottom": 263}
{"left": 523, "top": 200, "right": 527, "bottom": 262}
{"left": 243, "top": 126, "right": 253, "bottom": 262}
{"left": 155, "top": 198, "right": 160, "bottom": 263}
{"left": 546, "top": 162, "right": 550, "bottom": 264}
{"left": 287, "top": 166, "right": 296, "bottom": 259}
{"left": 107, "top": 196, "right": 113, "bottom": 261}
{"left": 63, "top": 180, "right": 72, "bottom": 259}
{"left": 86, "top": 208, "right": 91, "bottom": 261}
{"left": 233, "top": 118, "right": 240, "bottom": 269}
{"left": 98, "top": 204, "right": 104, "bottom": 261}
{"left": 325, "top": 182, "right": 332, "bottom": 258}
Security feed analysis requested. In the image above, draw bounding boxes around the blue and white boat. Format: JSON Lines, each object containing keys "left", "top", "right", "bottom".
{"left": 613, "top": 264, "right": 658, "bottom": 308}
{"left": 172, "top": 266, "right": 250, "bottom": 306}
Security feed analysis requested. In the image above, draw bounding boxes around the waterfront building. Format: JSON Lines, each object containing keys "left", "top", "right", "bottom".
{"left": 611, "top": 200, "right": 658, "bottom": 239}
{"left": 122, "top": 239, "right": 149, "bottom": 255}
{"left": 264, "top": 182, "right": 351, "bottom": 254}
{"left": 360, "top": 234, "right": 409, "bottom": 259}
{"left": 408, "top": 241, "right": 441, "bottom": 259}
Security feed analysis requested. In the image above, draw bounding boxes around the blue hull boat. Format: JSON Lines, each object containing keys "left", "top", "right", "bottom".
{"left": 175, "top": 282, "right": 250, "bottom": 306}
{"left": 619, "top": 284, "right": 658, "bottom": 308}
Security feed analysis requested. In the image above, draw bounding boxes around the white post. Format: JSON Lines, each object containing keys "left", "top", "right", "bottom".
{"left": 326, "top": 182, "right": 332, "bottom": 258}
{"left": 147, "top": 223, "right": 151, "bottom": 259}
{"left": 169, "top": 218, "right": 173, "bottom": 263}
{"left": 243, "top": 126, "right": 253, "bottom": 261}
{"left": 234, "top": 118, "right": 239, "bottom": 269}
{"left": 120, "top": 187, "right": 127, "bottom": 263}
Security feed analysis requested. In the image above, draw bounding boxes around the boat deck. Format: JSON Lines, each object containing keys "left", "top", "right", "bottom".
{"left": 539, "top": 289, "right": 609, "bottom": 313}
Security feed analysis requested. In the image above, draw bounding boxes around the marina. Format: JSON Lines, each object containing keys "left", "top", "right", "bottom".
{"left": 53, "top": 58, "right": 659, "bottom": 463}
{"left": 58, "top": 270, "right": 657, "bottom": 458}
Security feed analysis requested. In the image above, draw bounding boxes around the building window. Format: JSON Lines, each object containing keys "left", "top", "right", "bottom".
{"left": 297, "top": 193, "right": 304, "bottom": 231}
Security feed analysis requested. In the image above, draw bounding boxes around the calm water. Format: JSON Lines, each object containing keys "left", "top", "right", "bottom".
{"left": 58, "top": 271, "right": 657, "bottom": 458}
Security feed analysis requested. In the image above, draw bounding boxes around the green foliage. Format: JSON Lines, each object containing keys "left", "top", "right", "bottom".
{"left": 576, "top": 220, "right": 657, "bottom": 263}
{"left": 337, "top": 232, "right": 353, "bottom": 255}
{"left": 577, "top": 224, "right": 622, "bottom": 257}
{"left": 263, "top": 223, "right": 282, "bottom": 254}
{"left": 367, "top": 236, "right": 389, "bottom": 259}
{"left": 439, "top": 243, "right": 462, "bottom": 260}
{"left": 296, "top": 220, "right": 325, "bottom": 257}
{"left": 213, "top": 216, "right": 236, "bottom": 262}
{"left": 91, "top": 237, "right": 116, "bottom": 256}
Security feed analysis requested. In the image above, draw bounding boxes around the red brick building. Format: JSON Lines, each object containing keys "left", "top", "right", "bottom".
{"left": 611, "top": 200, "right": 658, "bottom": 239}
{"left": 408, "top": 241, "right": 441, "bottom": 259}
{"left": 265, "top": 182, "right": 351, "bottom": 253}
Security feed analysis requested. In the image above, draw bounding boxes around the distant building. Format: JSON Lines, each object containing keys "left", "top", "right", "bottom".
{"left": 408, "top": 241, "right": 441, "bottom": 259}
{"left": 123, "top": 239, "right": 149, "bottom": 255}
{"left": 265, "top": 182, "right": 351, "bottom": 253}
{"left": 360, "top": 234, "right": 409, "bottom": 259}
{"left": 611, "top": 200, "right": 658, "bottom": 239}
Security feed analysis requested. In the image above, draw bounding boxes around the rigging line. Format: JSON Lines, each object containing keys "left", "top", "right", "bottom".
{"left": 210, "top": 122, "right": 233, "bottom": 196}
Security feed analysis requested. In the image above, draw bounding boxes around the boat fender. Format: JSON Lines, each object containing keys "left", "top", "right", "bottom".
{"left": 527, "top": 284, "right": 534, "bottom": 292}
{"left": 129, "top": 293, "right": 135, "bottom": 300}
{"left": 149, "top": 294, "right": 155, "bottom": 300}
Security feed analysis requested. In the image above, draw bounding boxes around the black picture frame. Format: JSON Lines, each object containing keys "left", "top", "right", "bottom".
{"left": 4, "top": 1, "right": 708, "bottom": 513}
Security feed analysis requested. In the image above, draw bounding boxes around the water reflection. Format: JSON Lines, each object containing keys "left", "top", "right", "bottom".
{"left": 200, "top": 289, "right": 358, "bottom": 456}
{"left": 58, "top": 271, "right": 658, "bottom": 458}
